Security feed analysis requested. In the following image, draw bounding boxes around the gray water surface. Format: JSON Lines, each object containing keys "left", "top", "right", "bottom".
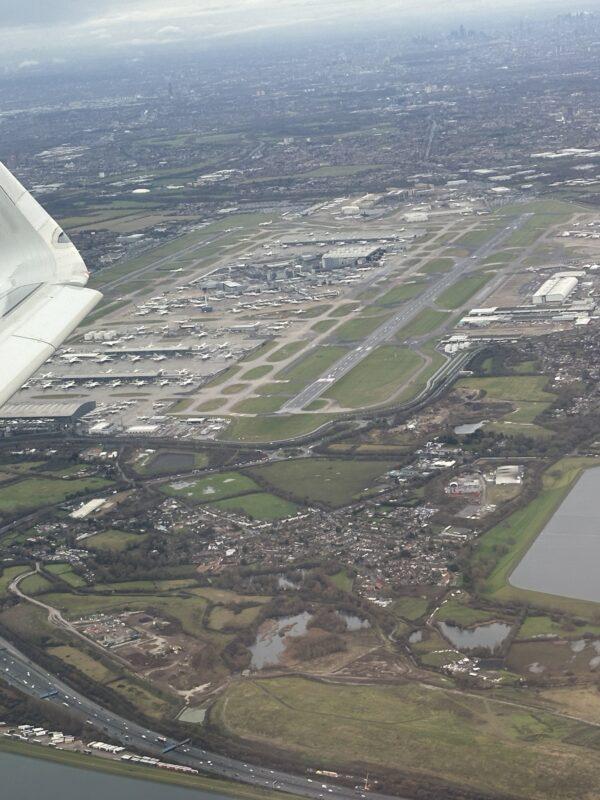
{"left": 510, "top": 466, "right": 600, "bottom": 602}
{"left": 0, "top": 750, "right": 235, "bottom": 800}
{"left": 438, "top": 621, "right": 512, "bottom": 652}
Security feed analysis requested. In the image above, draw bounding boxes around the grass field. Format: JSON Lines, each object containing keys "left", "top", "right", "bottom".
{"left": 390, "top": 596, "right": 429, "bottom": 621}
{"left": 44, "top": 563, "right": 87, "bottom": 588}
{"left": 474, "top": 457, "right": 600, "bottom": 615}
{"left": 457, "top": 374, "right": 555, "bottom": 435}
{"left": 516, "top": 615, "right": 600, "bottom": 640}
{"left": 418, "top": 257, "right": 454, "bottom": 274}
{"left": 332, "top": 314, "right": 390, "bottom": 340}
{"left": 249, "top": 458, "right": 394, "bottom": 507}
{"left": 210, "top": 492, "right": 298, "bottom": 520}
{"left": 19, "top": 573, "right": 53, "bottom": 595}
{"left": 396, "top": 309, "right": 450, "bottom": 340}
{"left": 213, "top": 675, "right": 600, "bottom": 800}
{"left": 431, "top": 593, "right": 503, "bottom": 626}
{"left": 221, "top": 414, "right": 335, "bottom": 443}
{"left": 0, "top": 565, "right": 31, "bottom": 598}
{"left": 324, "top": 345, "right": 422, "bottom": 408}
{"left": 47, "top": 645, "right": 117, "bottom": 683}
{"left": 208, "top": 604, "right": 263, "bottom": 631}
{"left": 311, "top": 319, "right": 338, "bottom": 334}
{"left": 0, "top": 477, "right": 112, "bottom": 515}
{"left": 435, "top": 272, "right": 494, "bottom": 309}
{"left": 375, "top": 281, "right": 426, "bottom": 307}
{"left": 267, "top": 342, "right": 306, "bottom": 362}
{"left": 240, "top": 365, "right": 274, "bottom": 380}
{"left": 272, "top": 346, "right": 348, "bottom": 397}
{"left": 160, "top": 471, "right": 259, "bottom": 503}
{"left": 86, "top": 530, "right": 147, "bottom": 552}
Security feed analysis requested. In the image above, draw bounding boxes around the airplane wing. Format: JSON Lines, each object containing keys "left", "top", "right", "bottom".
{"left": 0, "top": 162, "right": 102, "bottom": 406}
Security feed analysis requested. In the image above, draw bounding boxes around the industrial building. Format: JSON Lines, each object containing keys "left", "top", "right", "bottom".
{"left": 532, "top": 274, "right": 578, "bottom": 305}
{"left": 321, "top": 245, "right": 383, "bottom": 270}
{"left": 0, "top": 400, "right": 96, "bottom": 420}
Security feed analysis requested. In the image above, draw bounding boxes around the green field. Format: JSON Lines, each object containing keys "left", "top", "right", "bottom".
{"left": 240, "top": 365, "right": 274, "bottom": 380}
{"left": 160, "top": 471, "right": 259, "bottom": 503}
{"left": 44, "top": 563, "right": 86, "bottom": 588}
{"left": 431, "top": 593, "right": 502, "bottom": 626}
{"left": 221, "top": 414, "right": 335, "bottom": 443}
{"left": 418, "top": 257, "right": 454, "bottom": 274}
{"left": 456, "top": 374, "right": 555, "bottom": 435}
{"left": 375, "top": 281, "right": 426, "bottom": 307}
{"left": 0, "top": 477, "right": 112, "bottom": 515}
{"left": 213, "top": 676, "right": 600, "bottom": 800}
{"left": 396, "top": 309, "right": 450, "bottom": 340}
{"left": 517, "top": 615, "right": 600, "bottom": 640}
{"left": 0, "top": 565, "right": 31, "bottom": 598}
{"left": 435, "top": 272, "right": 494, "bottom": 309}
{"left": 270, "top": 346, "right": 347, "bottom": 397}
{"left": 19, "top": 573, "right": 53, "bottom": 595}
{"left": 311, "top": 318, "right": 338, "bottom": 334}
{"left": 86, "top": 529, "right": 146, "bottom": 552}
{"left": 332, "top": 314, "right": 390, "bottom": 340}
{"left": 210, "top": 492, "right": 298, "bottom": 520}
{"left": 267, "top": 342, "right": 306, "bottom": 362}
{"left": 473, "top": 457, "right": 599, "bottom": 615}
{"left": 324, "top": 345, "right": 422, "bottom": 408}
{"left": 390, "top": 596, "right": 429, "bottom": 621}
{"left": 249, "top": 458, "right": 394, "bottom": 507}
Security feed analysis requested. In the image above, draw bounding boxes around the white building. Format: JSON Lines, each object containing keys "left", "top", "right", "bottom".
{"left": 532, "top": 275, "right": 578, "bottom": 305}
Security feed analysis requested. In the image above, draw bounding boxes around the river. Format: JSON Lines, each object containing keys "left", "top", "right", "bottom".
{"left": 510, "top": 466, "right": 600, "bottom": 602}
{"left": 0, "top": 749, "right": 238, "bottom": 800}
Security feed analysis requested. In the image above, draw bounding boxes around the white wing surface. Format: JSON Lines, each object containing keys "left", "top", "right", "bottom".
{"left": 0, "top": 163, "right": 102, "bottom": 406}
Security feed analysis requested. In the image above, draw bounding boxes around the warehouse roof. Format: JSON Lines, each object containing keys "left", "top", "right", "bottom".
{"left": 0, "top": 400, "right": 96, "bottom": 419}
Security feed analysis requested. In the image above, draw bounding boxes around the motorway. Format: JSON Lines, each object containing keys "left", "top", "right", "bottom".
{"left": 0, "top": 634, "right": 406, "bottom": 800}
{"left": 279, "top": 214, "right": 532, "bottom": 413}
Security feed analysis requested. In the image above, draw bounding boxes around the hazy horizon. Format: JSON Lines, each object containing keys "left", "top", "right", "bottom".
{"left": 1, "top": 0, "right": 598, "bottom": 68}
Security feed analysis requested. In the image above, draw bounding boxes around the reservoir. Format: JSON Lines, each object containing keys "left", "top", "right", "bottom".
{"left": 0, "top": 750, "right": 236, "bottom": 800}
{"left": 510, "top": 466, "right": 600, "bottom": 602}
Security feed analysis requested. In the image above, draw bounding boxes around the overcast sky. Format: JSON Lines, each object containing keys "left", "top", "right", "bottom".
{"left": 0, "top": 0, "right": 595, "bottom": 66}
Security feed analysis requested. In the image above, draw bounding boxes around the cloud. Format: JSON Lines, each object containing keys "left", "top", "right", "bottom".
{"left": 0, "top": 0, "right": 585, "bottom": 63}
{"left": 17, "top": 59, "right": 39, "bottom": 69}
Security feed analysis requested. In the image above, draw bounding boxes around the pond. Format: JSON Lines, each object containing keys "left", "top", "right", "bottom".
{"left": 454, "top": 421, "right": 485, "bottom": 435}
{"left": 438, "top": 621, "right": 512, "bottom": 652}
{"left": 338, "top": 612, "right": 370, "bottom": 631}
{"left": 510, "top": 466, "right": 600, "bottom": 603}
{"left": 249, "top": 612, "right": 312, "bottom": 669}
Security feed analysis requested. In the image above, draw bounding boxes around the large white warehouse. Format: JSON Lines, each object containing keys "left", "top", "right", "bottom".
{"left": 532, "top": 275, "right": 578, "bottom": 305}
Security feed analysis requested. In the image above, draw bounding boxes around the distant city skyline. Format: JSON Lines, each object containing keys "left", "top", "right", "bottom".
{"left": 0, "top": 0, "right": 598, "bottom": 66}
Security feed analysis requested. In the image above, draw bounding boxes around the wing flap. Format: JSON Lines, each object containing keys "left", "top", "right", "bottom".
{"left": 0, "top": 284, "right": 102, "bottom": 406}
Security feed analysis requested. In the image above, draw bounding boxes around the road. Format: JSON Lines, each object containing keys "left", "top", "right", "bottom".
{"left": 0, "top": 635, "right": 407, "bottom": 800}
{"left": 279, "top": 214, "right": 532, "bottom": 413}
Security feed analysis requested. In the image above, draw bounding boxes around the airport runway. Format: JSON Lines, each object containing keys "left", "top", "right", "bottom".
{"left": 0, "top": 635, "right": 407, "bottom": 800}
{"left": 279, "top": 214, "right": 532, "bottom": 413}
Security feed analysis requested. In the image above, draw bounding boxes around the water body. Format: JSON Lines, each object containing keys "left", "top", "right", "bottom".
{"left": 249, "top": 612, "right": 312, "bottom": 669}
{"left": 510, "top": 466, "right": 600, "bottom": 602}
{"left": 338, "top": 612, "right": 370, "bottom": 631}
{"left": 454, "top": 421, "right": 485, "bottom": 435}
{"left": 0, "top": 750, "right": 235, "bottom": 800}
{"left": 438, "top": 621, "right": 512, "bottom": 652}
